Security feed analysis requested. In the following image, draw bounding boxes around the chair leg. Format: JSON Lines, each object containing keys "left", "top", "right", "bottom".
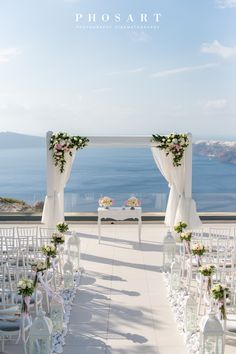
{"left": 1, "top": 337, "right": 5, "bottom": 352}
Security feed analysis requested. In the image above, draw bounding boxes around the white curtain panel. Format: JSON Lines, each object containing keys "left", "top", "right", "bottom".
{"left": 42, "top": 148, "right": 76, "bottom": 228}
{"left": 151, "top": 143, "right": 202, "bottom": 229}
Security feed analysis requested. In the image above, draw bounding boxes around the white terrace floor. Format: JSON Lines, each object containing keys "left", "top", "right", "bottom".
{"left": 3, "top": 222, "right": 236, "bottom": 354}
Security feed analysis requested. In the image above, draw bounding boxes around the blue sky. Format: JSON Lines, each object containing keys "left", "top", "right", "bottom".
{"left": 0, "top": 0, "right": 235, "bottom": 138}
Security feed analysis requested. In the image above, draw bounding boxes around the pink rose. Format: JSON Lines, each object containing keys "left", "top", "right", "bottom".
{"left": 55, "top": 144, "right": 63, "bottom": 150}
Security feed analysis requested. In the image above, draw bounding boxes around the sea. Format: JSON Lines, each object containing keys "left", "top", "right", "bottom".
{"left": 0, "top": 147, "right": 236, "bottom": 212}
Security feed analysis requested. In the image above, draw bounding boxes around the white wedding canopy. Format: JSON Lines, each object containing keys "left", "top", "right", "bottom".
{"left": 151, "top": 133, "right": 202, "bottom": 229}
{"left": 42, "top": 132, "right": 201, "bottom": 229}
{"left": 42, "top": 131, "right": 76, "bottom": 228}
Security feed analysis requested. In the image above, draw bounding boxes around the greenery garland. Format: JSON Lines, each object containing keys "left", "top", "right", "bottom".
{"left": 151, "top": 133, "right": 189, "bottom": 167}
{"left": 49, "top": 132, "right": 89, "bottom": 173}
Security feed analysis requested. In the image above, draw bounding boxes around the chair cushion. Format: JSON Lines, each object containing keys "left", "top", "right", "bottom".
{"left": 226, "top": 314, "right": 236, "bottom": 334}
{"left": 0, "top": 319, "right": 21, "bottom": 331}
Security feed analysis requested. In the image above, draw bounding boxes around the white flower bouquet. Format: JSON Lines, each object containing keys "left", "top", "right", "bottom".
{"left": 180, "top": 231, "right": 192, "bottom": 242}
{"left": 17, "top": 278, "right": 34, "bottom": 313}
{"left": 99, "top": 196, "right": 113, "bottom": 208}
{"left": 31, "top": 260, "right": 48, "bottom": 272}
{"left": 31, "top": 260, "right": 48, "bottom": 287}
{"left": 17, "top": 279, "right": 34, "bottom": 296}
{"left": 211, "top": 283, "right": 229, "bottom": 319}
{"left": 191, "top": 243, "right": 206, "bottom": 256}
{"left": 41, "top": 244, "right": 57, "bottom": 258}
{"left": 174, "top": 221, "right": 187, "bottom": 234}
{"left": 198, "top": 264, "right": 215, "bottom": 277}
{"left": 125, "top": 197, "right": 141, "bottom": 208}
{"left": 56, "top": 222, "right": 69, "bottom": 233}
{"left": 52, "top": 232, "right": 65, "bottom": 245}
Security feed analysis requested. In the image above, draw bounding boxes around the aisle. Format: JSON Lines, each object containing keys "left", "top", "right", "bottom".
{"left": 63, "top": 224, "right": 188, "bottom": 354}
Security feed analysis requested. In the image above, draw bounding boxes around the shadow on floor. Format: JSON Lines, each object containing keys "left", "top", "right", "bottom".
{"left": 80, "top": 253, "right": 162, "bottom": 273}
{"left": 77, "top": 232, "right": 163, "bottom": 252}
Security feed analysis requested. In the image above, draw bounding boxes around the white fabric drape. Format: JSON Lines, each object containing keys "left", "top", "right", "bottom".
{"left": 151, "top": 139, "right": 202, "bottom": 229}
{"left": 42, "top": 136, "right": 76, "bottom": 228}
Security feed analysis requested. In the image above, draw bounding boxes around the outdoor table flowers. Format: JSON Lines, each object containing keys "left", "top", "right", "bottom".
{"left": 56, "top": 222, "right": 69, "bottom": 233}
{"left": 99, "top": 196, "right": 113, "bottom": 209}
{"left": 17, "top": 279, "right": 34, "bottom": 314}
{"left": 211, "top": 283, "right": 229, "bottom": 320}
{"left": 198, "top": 264, "right": 216, "bottom": 293}
{"left": 125, "top": 196, "right": 141, "bottom": 209}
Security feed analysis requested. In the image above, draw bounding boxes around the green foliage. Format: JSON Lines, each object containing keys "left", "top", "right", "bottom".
{"left": 151, "top": 133, "right": 189, "bottom": 167}
{"left": 0, "top": 197, "right": 26, "bottom": 205}
{"left": 49, "top": 132, "right": 89, "bottom": 173}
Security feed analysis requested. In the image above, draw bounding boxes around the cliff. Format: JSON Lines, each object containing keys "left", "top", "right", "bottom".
{"left": 0, "top": 197, "right": 44, "bottom": 213}
{"left": 193, "top": 141, "right": 236, "bottom": 164}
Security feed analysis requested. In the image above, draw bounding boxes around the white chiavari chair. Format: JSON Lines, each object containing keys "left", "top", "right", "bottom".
{"left": 223, "top": 287, "right": 236, "bottom": 341}
{"left": 0, "top": 264, "right": 30, "bottom": 354}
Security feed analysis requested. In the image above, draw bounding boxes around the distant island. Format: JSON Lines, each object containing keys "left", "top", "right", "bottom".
{"left": 1, "top": 131, "right": 236, "bottom": 164}
{"left": 193, "top": 141, "right": 236, "bottom": 164}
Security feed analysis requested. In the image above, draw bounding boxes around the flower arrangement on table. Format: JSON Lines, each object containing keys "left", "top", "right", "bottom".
{"left": 41, "top": 244, "right": 57, "bottom": 267}
{"left": 49, "top": 132, "right": 89, "bottom": 173}
{"left": 17, "top": 279, "right": 34, "bottom": 313}
{"left": 198, "top": 264, "right": 216, "bottom": 293}
{"left": 56, "top": 222, "right": 69, "bottom": 233}
{"left": 51, "top": 232, "right": 65, "bottom": 246}
{"left": 99, "top": 196, "right": 113, "bottom": 208}
{"left": 151, "top": 133, "right": 189, "bottom": 167}
{"left": 125, "top": 197, "right": 141, "bottom": 209}
{"left": 211, "top": 283, "right": 229, "bottom": 320}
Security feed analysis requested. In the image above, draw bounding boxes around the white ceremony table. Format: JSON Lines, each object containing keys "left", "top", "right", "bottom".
{"left": 97, "top": 207, "right": 142, "bottom": 243}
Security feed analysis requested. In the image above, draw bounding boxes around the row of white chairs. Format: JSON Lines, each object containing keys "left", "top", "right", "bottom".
{"left": 175, "top": 227, "right": 236, "bottom": 341}
{"left": 0, "top": 226, "right": 77, "bottom": 353}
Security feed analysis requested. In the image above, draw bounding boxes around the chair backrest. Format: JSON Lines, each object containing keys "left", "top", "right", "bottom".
{"left": 38, "top": 228, "right": 55, "bottom": 247}
{"left": 0, "top": 227, "right": 15, "bottom": 237}
{"left": 16, "top": 227, "right": 38, "bottom": 253}
{"left": 0, "top": 264, "right": 17, "bottom": 308}
{"left": 16, "top": 226, "right": 38, "bottom": 237}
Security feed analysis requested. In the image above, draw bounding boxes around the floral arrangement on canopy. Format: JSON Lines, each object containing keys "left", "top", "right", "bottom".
{"left": 49, "top": 132, "right": 89, "bottom": 173}
{"left": 99, "top": 196, "right": 113, "bottom": 208}
{"left": 151, "top": 133, "right": 189, "bottom": 167}
{"left": 125, "top": 196, "right": 141, "bottom": 208}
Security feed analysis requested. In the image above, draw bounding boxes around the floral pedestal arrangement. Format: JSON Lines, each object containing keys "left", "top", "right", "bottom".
{"left": 125, "top": 196, "right": 141, "bottom": 209}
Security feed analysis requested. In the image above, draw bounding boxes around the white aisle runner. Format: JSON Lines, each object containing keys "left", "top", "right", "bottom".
{"left": 63, "top": 224, "right": 188, "bottom": 354}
